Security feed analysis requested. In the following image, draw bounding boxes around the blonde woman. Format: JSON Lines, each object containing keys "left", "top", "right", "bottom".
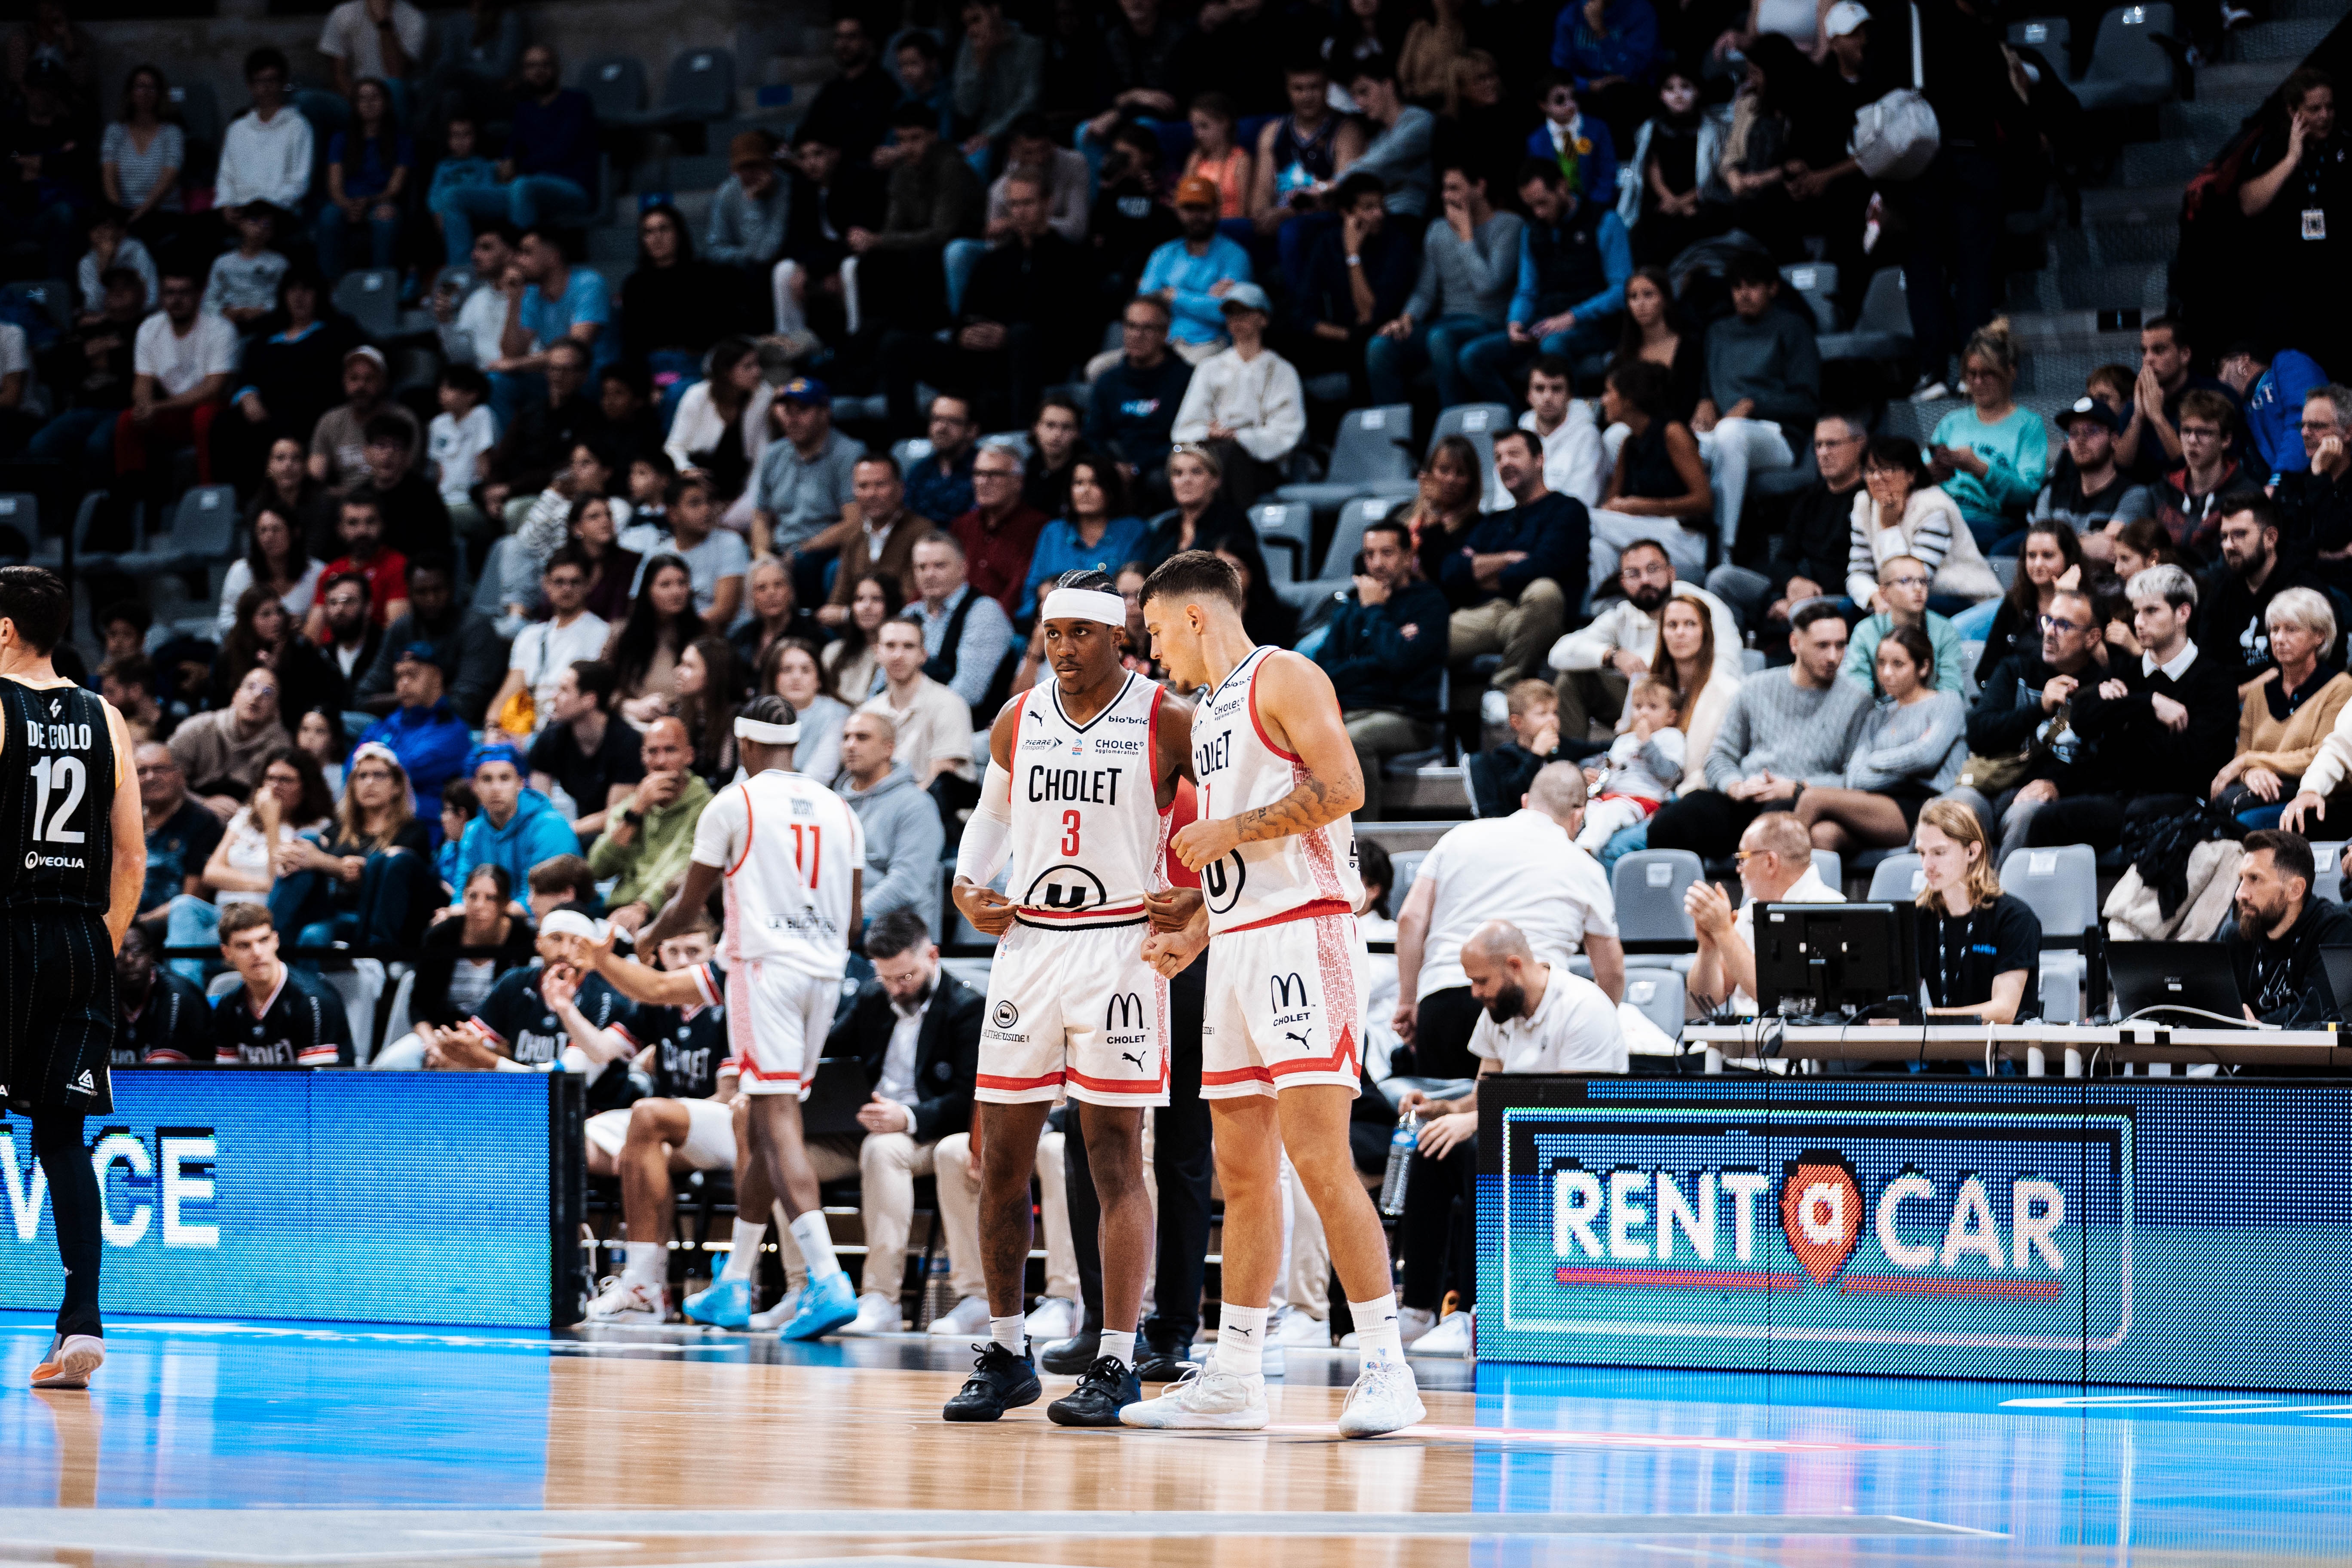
{"left": 2216, "top": 587, "right": 2352, "bottom": 828}
{"left": 1914, "top": 798, "right": 2042, "bottom": 1025}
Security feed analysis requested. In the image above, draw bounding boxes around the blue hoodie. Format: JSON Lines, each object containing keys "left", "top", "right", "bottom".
{"left": 449, "top": 788, "right": 579, "bottom": 906}
{"left": 358, "top": 701, "right": 473, "bottom": 833}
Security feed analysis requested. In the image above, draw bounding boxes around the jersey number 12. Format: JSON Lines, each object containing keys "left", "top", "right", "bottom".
{"left": 26, "top": 755, "right": 85, "bottom": 844}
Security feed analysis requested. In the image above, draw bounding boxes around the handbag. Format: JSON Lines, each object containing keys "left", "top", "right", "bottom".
{"left": 1956, "top": 699, "right": 2065, "bottom": 795}
{"left": 1850, "top": 2, "right": 1942, "bottom": 183}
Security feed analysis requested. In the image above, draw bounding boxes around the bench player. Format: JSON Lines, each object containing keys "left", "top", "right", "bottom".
{"left": 942, "top": 570, "right": 1197, "bottom": 1427}
{"left": 0, "top": 566, "right": 145, "bottom": 1390}
{"left": 115, "top": 922, "right": 210, "bottom": 1066}
{"left": 640, "top": 694, "right": 865, "bottom": 1341}
{"left": 1124, "top": 550, "right": 1425, "bottom": 1437}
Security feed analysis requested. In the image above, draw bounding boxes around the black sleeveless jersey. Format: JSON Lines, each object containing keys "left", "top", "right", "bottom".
{"left": 0, "top": 679, "right": 116, "bottom": 915}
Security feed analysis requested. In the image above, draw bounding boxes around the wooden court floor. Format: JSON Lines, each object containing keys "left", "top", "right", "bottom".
{"left": 0, "top": 1318, "right": 2344, "bottom": 1567}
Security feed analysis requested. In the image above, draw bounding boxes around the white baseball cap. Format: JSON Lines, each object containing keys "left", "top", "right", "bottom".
{"left": 1824, "top": 1, "right": 1871, "bottom": 36}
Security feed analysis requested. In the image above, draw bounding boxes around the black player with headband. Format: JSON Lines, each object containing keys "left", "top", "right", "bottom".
{"left": 0, "top": 566, "right": 146, "bottom": 1391}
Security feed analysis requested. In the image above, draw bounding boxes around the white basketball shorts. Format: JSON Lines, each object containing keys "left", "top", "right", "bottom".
{"left": 976, "top": 921, "right": 1170, "bottom": 1108}
{"left": 585, "top": 1097, "right": 737, "bottom": 1170}
{"left": 727, "top": 959, "right": 834, "bottom": 1098}
{"left": 1200, "top": 909, "right": 1369, "bottom": 1100}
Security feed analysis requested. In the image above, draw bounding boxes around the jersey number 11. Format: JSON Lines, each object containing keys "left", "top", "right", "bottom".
{"left": 788, "top": 823, "right": 822, "bottom": 888}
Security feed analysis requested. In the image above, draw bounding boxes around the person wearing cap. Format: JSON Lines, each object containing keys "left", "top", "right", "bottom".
{"left": 2030, "top": 397, "right": 2156, "bottom": 540}
{"left": 444, "top": 740, "right": 582, "bottom": 912}
{"left": 355, "top": 641, "right": 472, "bottom": 824}
{"left": 847, "top": 100, "right": 984, "bottom": 339}
{"left": 355, "top": 554, "right": 505, "bottom": 723}
{"left": 750, "top": 376, "right": 867, "bottom": 575}
{"left": 1137, "top": 176, "right": 1258, "bottom": 361}
{"left": 706, "top": 132, "right": 790, "bottom": 279}
{"left": 308, "top": 343, "right": 419, "bottom": 491}
{"left": 1167, "top": 281, "right": 1305, "bottom": 507}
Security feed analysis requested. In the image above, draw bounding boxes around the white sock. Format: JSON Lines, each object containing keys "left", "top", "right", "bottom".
{"left": 1351, "top": 1295, "right": 1404, "bottom": 1364}
{"left": 990, "top": 1314, "right": 1027, "bottom": 1354}
{"left": 1216, "top": 1304, "right": 1268, "bottom": 1377}
{"left": 1099, "top": 1329, "right": 1136, "bottom": 1367}
{"left": 623, "top": 1241, "right": 662, "bottom": 1285}
{"left": 720, "top": 1220, "right": 765, "bottom": 1282}
{"left": 789, "top": 1210, "right": 843, "bottom": 1282}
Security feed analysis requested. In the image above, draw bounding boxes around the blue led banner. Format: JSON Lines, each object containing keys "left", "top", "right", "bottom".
{"left": 0, "top": 1072, "right": 583, "bottom": 1329}
{"left": 1479, "top": 1077, "right": 2352, "bottom": 1390}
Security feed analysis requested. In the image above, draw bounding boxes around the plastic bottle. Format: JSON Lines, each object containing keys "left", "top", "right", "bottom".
{"left": 1379, "top": 1112, "right": 1419, "bottom": 1217}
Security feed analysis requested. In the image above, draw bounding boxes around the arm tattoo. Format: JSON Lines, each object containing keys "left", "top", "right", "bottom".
{"left": 1230, "top": 766, "right": 1363, "bottom": 846}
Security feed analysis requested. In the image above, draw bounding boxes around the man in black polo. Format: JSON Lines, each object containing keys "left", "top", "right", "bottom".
{"left": 526, "top": 659, "right": 644, "bottom": 839}
{"left": 2224, "top": 829, "right": 2352, "bottom": 1025}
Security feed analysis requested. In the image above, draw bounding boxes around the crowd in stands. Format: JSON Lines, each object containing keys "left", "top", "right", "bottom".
{"left": 17, "top": 0, "right": 2352, "bottom": 1351}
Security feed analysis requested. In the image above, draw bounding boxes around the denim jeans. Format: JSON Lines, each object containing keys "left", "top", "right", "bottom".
{"left": 164, "top": 894, "right": 226, "bottom": 984}
{"left": 28, "top": 408, "right": 118, "bottom": 484}
{"left": 1458, "top": 318, "right": 1617, "bottom": 407}
{"left": 1364, "top": 312, "right": 1494, "bottom": 408}
{"left": 431, "top": 175, "right": 591, "bottom": 264}
{"left": 317, "top": 202, "right": 401, "bottom": 279}
{"left": 266, "top": 847, "right": 431, "bottom": 977}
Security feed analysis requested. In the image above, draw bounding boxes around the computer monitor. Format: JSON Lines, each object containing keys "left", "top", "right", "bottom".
{"left": 2106, "top": 940, "right": 2251, "bottom": 1025}
{"left": 2321, "top": 946, "right": 2352, "bottom": 1020}
{"left": 1753, "top": 901, "right": 1920, "bottom": 1021}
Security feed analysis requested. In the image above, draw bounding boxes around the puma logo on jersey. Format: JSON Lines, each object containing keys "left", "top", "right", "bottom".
{"left": 1284, "top": 1029, "right": 1313, "bottom": 1051}
{"left": 1120, "top": 1050, "right": 1146, "bottom": 1071}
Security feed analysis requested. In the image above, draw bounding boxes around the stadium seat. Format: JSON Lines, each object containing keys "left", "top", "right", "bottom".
{"left": 1811, "top": 848, "right": 1841, "bottom": 891}
{"left": 2, "top": 279, "right": 70, "bottom": 332}
{"left": 1273, "top": 404, "right": 1418, "bottom": 512}
{"left": 1248, "top": 501, "right": 1312, "bottom": 582}
{"left": 1282, "top": 493, "right": 1405, "bottom": 609}
{"left": 1818, "top": 267, "right": 1912, "bottom": 365}
{"left": 1741, "top": 647, "right": 1767, "bottom": 674}
{"left": 1779, "top": 263, "right": 1839, "bottom": 334}
{"left": 1866, "top": 852, "right": 1925, "bottom": 902}
{"left": 1612, "top": 850, "right": 1701, "bottom": 955}
{"left": 32, "top": 493, "right": 113, "bottom": 575}
{"left": 128, "top": 484, "right": 239, "bottom": 578}
{"left": 618, "top": 48, "right": 739, "bottom": 129}
{"left": 1389, "top": 849, "right": 1427, "bottom": 906}
{"left": 2001, "top": 845, "right": 2102, "bottom": 1023}
{"left": 577, "top": 54, "right": 651, "bottom": 121}
{"left": 0, "top": 494, "right": 35, "bottom": 562}
{"left": 1381, "top": 669, "right": 1452, "bottom": 780}
{"left": 2008, "top": 16, "right": 2073, "bottom": 53}
{"left": 1623, "top": 968, "right": 1684, "bottom": 1047}
{"left": 334, "top": 270, "right": 401, "bottom": 341}
{"left": 1989, "top": 557, "right": 2019, "bottom": 591}
{"left": 2312, "top": 841, "right": 2348, "bottom": 903}
{"left": 2072, "top": 4, "right": 2180, "bottom": 111}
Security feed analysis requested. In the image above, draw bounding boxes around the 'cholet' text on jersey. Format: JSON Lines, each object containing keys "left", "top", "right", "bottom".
{"left": 1191, "top": 646, "right": 1361, "bottom": 935}
{"left": 1008, "top": 672, "right": 1170, "bottom": 929}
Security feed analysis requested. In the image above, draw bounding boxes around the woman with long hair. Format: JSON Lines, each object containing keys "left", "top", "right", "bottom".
{"left": 1180, "top": 92, "right": 1253, "bottom": 219}
{"left": 374, "top": 861, "right": 538, "bottom": 1070}
{"left": 246, "top": 435, "right": 333, "bottom": 553}
{"left": 267, "top": 740, "right": 436, "bottom": 961}
{"left": 1021, "top": 454, "right": 1151, "bottom": 619}
{"left": 1406, "top": 435, "right": 1485, "bottom": 585}
{"left": 1846, "top": 435, "right": 2000, "bottom": 617}
{"left": 1611, "top": 266, "right": 1705, "bottom": 423}
{"left": 1207, "top": 527, "right": 1299, "bottom": 648}
{"left": 1796, "top": 622, "right": 1966, "bottom": 852}
{"left": 220, "top": 266, "right": 361, "bottom": 490}
{"left": 822, "top": 573, "right": 900, "bottom": 705}
{"left": 216, "top": 503, "right": 324, "bottom": 640}
{"left": 569, "top": 494, "right": 645, "bottom": 626}
{"left": 729, "top": 557, "right": 799, "bottom": 682}
{"left": 295, "top": 705, "right": 349, "bottom": 795}
{"left": 1652, "top": 588, "right": 1740, "bottom": 766}
{"left": 1928, "top": 318, "right": 2051, "bottom": 561}
{"left": 1913, "top": 797, "right": 2043, "bottom": 1024}
{"left": 165, "top": 747, "right": 336, "bottom": 977}
{"left": 1143, "top": 444, "right": 1250, "bottom": 568}
{"left": 622, "top": 203, "right": 732, "bottom": 375}
{"left": 211, "top": 583, "right": 338, "bottom": 719}
{"left": 1975, "top": 521, "right": 2086, "bottom": 683}
{"left": 1715, "top": 35, "right": 1806, "bottom": 258}
{"left": 673, "top": 634, "right": 741, "bottom": 784}
{"left": 1595, "top": 358, "right": 1713, "bottom": 576}
{"left": 1398, "top": 0, "right": 1473, "bottom": 105}
{"left": 318, "top": 77, "right": 412, "bottom": 279}
{"left": 605, "top": 554, "right": 701, "bottom": 726}
{"left": 101, "top": 63, "right": 184, "bottom": 244}
{"left": 760, "top": 636, "right": 850, "bottom": 782}
{"left": 662, "top": 337, "right": 773, "bottom": 509}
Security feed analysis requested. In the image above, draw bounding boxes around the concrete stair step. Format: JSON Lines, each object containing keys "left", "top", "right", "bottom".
{"left": 2120, "top": 137, "right": 2217, "bottom": 183}
{"left": 2007, "top": 260, "right": 2170, "bottom": 312}
{"left": 2230, "top": 15, "right": 2336, "bottom": 57}
{"left": 2197, "top": 59, "right": 2297, "bottom": 99}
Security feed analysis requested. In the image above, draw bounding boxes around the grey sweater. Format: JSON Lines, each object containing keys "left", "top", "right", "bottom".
{"left": 831, "top": 763, "right": 947, "bottom": 926}
{"left": 1403, "top": 211, "right": 1524, "bottom": 325}
{"left": 1352, "top": 106, "right": 1436, "bottom": 217}
{"left": 1703, "top": 308, "right": 1821, "bottom": 429}
{"left": 705, "top": 174, "right": 789, "bottom": 268}
{"left": 1844, "top": 689, "right": 1967, "bottom": 793}
{"left": 1702, "top": 671, "right": 1872, "bottom": 792}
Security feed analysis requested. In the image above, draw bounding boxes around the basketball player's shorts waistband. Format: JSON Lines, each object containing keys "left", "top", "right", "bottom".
{"left": 1211, "top": 897, "right": 1354, "bottom": 937}
{"left": 1014, "top": 901, "right": 1148, "bottom": 931}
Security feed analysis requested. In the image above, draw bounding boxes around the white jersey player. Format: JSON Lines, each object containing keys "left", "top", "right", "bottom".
{"left": 641, "top": 695, "right": 865, "bottom": 1342}
{"left": 1128, "top": 550, "right": 1424, "bottom": 1439}
{"left": 944, "top": 571, "right": 1198, "bottom": 1428}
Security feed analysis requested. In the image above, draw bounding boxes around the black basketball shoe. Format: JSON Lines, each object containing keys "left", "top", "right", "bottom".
{"left": 942, "top": 1342, "right": 1041, "bottom": 1422}
{"left": 1047, "top": 1355, "right": 1142, "bottom": 1427}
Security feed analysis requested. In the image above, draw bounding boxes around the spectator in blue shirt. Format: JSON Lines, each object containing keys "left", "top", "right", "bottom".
{"left": 1552, "top": 0, "right": 1661, "bottom": 147}
{"left": 2223, "top": 340, "right": 2331, "bottom": 479}
{"left": 903, "top": 393, "right": 980, "bottom": 524}
{"left": 510, "top": 225, "right": 612, "bottom": 377}
{"left": 1315, "top": 515, "right": 1452, "bottom": 819}
{"left": 1137, "top": 175, "right": 1256, "bottom": 358}
{"left": 1458, "top": 158, "right": 1633, "bottom": 408}
{"left": 355, "top": 643, "right": 473, "bottom": 825}
{"left": 318, "top": 77, "right": 413, "bottom": 280}
{"left": 1441, "top": 426, "right": 1589, "bottom": 689}
{"left": 427, "top": 44, "right": 597, "bottom": 265}
{"left": 1019, "top": 454, "right": 1150, "bottom": 619}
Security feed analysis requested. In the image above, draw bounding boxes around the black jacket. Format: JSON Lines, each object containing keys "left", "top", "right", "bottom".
{"left": 825, "top": 969, "right": 983, "bottom": 1144}
{"left": 1767, "top": 479, "right": 1861, "bottom": 594}
{"left": 2224, "top": 894, "right": 2352, "bottom": 1026}
{"left": 962, "top": 231, "right": 1094, "bottom": 372}
{"left": 2069, "top": 644, "right": 2242, "bottom": 798}
{"left": 2195, "top": 556, "right": 2334, "bottom": 679}
{"left": 1965, "top": 650, "right": 2105, "bottom": 795}
{"left": 1314, "top": 580, "right": 1450, "bottom": 720}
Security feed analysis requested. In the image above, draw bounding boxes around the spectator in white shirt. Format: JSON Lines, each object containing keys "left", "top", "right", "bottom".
{"left": 213, "top": 49, "right": 314, "bottom": 215}
{"left": 488, "top": 546, "right": 610, "bottom": 733}
{"left": 427, "top": 362, "right": 498, "bottom": 514}
{"left": 1514, "top": 355, "right": 1605, "bottom": 506}
{"left": 123, "top": 267, "right": 239, "bottom": 487}
{"left": 1548, "top": 539, "right": 1742, "bottom": 741}
{"left": 1167, "top": 283, "right": 1305, "bottom": 507}
{"left": 432, "top": 227, "right": 518, "bottom": 370}
{"left": 317, "top": 0, "right": 426, "bottom": 99}
{"left": 1684, "top": 808, "right": 1844, "bottom": 1016}
{"left": 1393, "top": 761, "right": 1623, "bottom": 1078}
{"left": 858, "top": 617, "right": 975, "bottom": 785}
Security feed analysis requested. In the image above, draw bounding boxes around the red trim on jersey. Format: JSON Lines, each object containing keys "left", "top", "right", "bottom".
{"left": 297, "top": 1044, "right": 341, "bottom": 1066}
{"left": 726, "top": 788, "right": 756, "bottom": 876}
{"left": 1245, "top": 650, "right": 1301, "bottom": 763}
{"left": 693, "top": 960, "right": 725, "bottom": 1009}
{"left": 607, "top": 1021, "right": 641, "bottom": 1048}
{"left": 1268, "top": 1028, "right": 1357, "bottom": 1078}
{"left": 1220, "top": 897, "right": 1352, "bottom": 934}
{"left": 978, "top": 1069, "right": 1066, "bottom": 1091}
{"left": 1066, "top": 1064, "right": 1168, "bottom": 1094}
{"left": 1161, "top": 777, "right": 1200, "bottom": 890}
{"left": 1200, "top": 1064, "right": 1274, "bottom": 1085}
{"left": 144, "top": 1049, "right": 190, "bottom": 1063}
{"left": 1014, "top": 900, "right": 1148, "bottom": 922}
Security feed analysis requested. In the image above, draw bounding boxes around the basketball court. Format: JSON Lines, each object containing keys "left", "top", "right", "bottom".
{"left": 0, "top": 1312, "right": 2343, "bottom": 1567}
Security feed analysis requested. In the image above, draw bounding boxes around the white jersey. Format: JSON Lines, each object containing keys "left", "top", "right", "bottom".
{"left": 1007, "top": 671, "right": 1170, "bottom": 930}
{"left": 1191, "top": 645, "right": 1362, "bottom": 935}
{"left": 689, "top": 769, "right": 866, "bottom": 978}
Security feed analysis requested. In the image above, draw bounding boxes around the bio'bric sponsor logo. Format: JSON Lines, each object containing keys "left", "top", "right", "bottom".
{"left": 1550, "top": 1148, "right": 2067, "bottom": 1297}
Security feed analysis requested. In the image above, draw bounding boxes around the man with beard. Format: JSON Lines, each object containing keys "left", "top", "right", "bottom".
{"left": 2197, "top": 499, "right": 2329, "bottom": 680}
{"left": 113, "top": 921, "right": 209, "bottom": 1067}
{"left": 1387, "top": 919, "right": 1624, "bottom": 1354}
{"left": 1547, "top": 540, "right": 1740, "bottom": 742}
{"left": 1942, "top": 586, "right": 2106, "bottom": 866}
{"left": 2222, "top": 830, "right": 2352, "bottom": 1026}
{"left": 1136, "top": 177, "right": 1255, "bottom": 364}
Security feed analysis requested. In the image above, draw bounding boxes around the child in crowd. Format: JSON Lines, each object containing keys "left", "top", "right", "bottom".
{"left": 1464, "top": 677, "right": 1606, "bottom": 817}
{"left": 1575, "top": 678, "right": 1686, "bottom": 852}
{"left": 203, "top": 202, "right": 291, "bottom": 329}
{"left": 76, "top": 207, "right": 156, "bottom": 322}
{"left": 426, "top": 114, "right": 499, "bottom": 227}
{"left": 437, "top": 778, "right": 479, "bottom": 875}
{"left": 319, "top": 76, "right": 415, "bottom": 279}
{"left": 429, "top": 363, "right": 499, "bottom": 541}
{"left": 1526, "top": 72, "right": 1617, "bottom": 205}
{"left": 623, "top": 453, "right": 675, "bottom": 545}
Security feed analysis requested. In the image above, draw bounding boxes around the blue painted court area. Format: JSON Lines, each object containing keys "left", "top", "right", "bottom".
{"left": 0, "top": 1313, "right": 2345, "bottom": 1565}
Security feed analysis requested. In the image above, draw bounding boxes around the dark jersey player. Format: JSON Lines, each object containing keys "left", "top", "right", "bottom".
{"left": 0, "top": 565, "right": 147, "bottom": 1391}
{"left": 115, "top": 923, "right": 211, "bottom": 1066}
{"left": 208, "top": 904, "right": 356, "bottom": 1066}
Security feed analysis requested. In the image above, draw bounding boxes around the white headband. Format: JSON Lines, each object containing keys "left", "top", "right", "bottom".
{"left": 735, "top": 714, "right": 801, "bottom": 745}
{"left": 540, "top": 910, "right": 603, "bottom": 943}
{"left": 1040, "top": 587, "right": 1128, "bottom": 627}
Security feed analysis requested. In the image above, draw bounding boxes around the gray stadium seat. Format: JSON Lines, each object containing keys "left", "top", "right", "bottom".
{"left": 1281, "top": 493, "right": 1406, "bottom": 609}
{"left": 2072, "top": 4, "right": 2179, "bottom": 111}
{"left": 1389, "top": 849, "right": 1427, "bottom": 906}
{"left": 1779, "top": 263, "right": 1839, "bottom": 333}
{"left": 619, "top": 48, "right": 738, "bottom": 128}
{"left": 1623, "top": 968, "right": 1685, "bottom": 1047}
{"left": 1612, "top": 850, "right": 1701, "bottom": 954}
{"left": 2001, "top": 845, "right": 2101, "bottom": 1024}
{"left": 1866, "top": 852, "right": 1925, "bottom": 902}
{"left": 0, "top": 494, "right": 34, "bottom": 560}
{"left": 1248, "top": 501, "right": 1312, "bottom": 582}
{"left": 1811, "top": 848, "right": 1842, "bottom": 891}
{"left": 578, "top": 55, "right": 650, "bottom": 121}
{"left": 2, "top": 279, "right": 70, "bottom": 331}
{"left": 1274, "top": 404, "right": 1418, "bottom": 511}
{"left": 334, "top": 269, "right": 401, "bottom": 340}
{"left": 2008, "top": 16, "right": 2073, "bottom": 53}
{"left": 2312, "top": 841, "right": 2348, "bottom": 904}
{"left": 1819, "top": 267, "right": 1912, "bottom": 364}
{"left": 1741, "top": 647, "right": 1767, "bottom": 674}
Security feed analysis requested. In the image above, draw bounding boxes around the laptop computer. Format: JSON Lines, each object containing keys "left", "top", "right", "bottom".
{"left": 2316, "top": 946, "right": 2352, "bottom": 1020}
{"left": 2107, "top": 941, "right": 2252, "bottom": 1025}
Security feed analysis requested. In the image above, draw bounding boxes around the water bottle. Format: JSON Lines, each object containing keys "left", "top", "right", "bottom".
{"left": 1379, "top": 1112, "right": 1419, "bottom": 1218}
{"left": 920, "top": 1251, "right": 954, "bottom": 1327}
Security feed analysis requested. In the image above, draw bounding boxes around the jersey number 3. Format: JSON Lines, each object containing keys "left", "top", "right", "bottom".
{"left": 1060, "top": 810, "right": 1081, "bottom": 855}
{"left": 788, "top": 823, "right": 822, "bottom": 888}
{"left": 26, "top": 755, "right": 85, "bottom": 844}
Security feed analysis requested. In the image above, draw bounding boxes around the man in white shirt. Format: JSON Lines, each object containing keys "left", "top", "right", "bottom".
{"left": 859, "top": 618, "right": 975, "bottom": 786}
{"left": 1548, "top": 540, "right": 1742, "bottom": 741}
{"left": 318, "top": 0, "right": 427, "bottom": 98}
{"left": 214, "top": 49, "right": 313, "bottom": 214}
{"left": 1393, "top": 761, "right": 1623, "bottom": 1077}
{"left": 1516, "top": 355, "right": 1603, "bottom": 507}
{"left": 1167, "top": 284, "right": 1306, "bottom": 506}
{"left": 489, "top": 547, "right": 608, "bottom": 732}
{"left": 121, "top": 268, "right": 237, "bottom": 490}
{"left": 1684, "top": 809, "right": 1844, "bottom": 1016}
{"left": 432, "top": 227, "right": 519, "bottom": 371}
{"left": 1387, "top": 917, "right": 1624, "bottom": 1351}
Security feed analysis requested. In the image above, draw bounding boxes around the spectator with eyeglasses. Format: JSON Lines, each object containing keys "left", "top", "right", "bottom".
{"left": 1942, "top": 586, "right": 2107, "bottom": 864}
{"left": 1707, "top": 413, "right": 1867, "bottom": 655}
{"left": 2269, "top": 384, "right": 2352, "bottom": 581}
{"left": 1842, "top": 557, "right": 1963, "bottom": 699}
{"left": 2030, "top": 399, "right": 2153, "bottom": 548}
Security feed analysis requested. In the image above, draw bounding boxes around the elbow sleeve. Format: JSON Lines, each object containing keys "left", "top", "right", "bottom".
{"left": 954, "top": 759, "right": 1014, "bottom": 886}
